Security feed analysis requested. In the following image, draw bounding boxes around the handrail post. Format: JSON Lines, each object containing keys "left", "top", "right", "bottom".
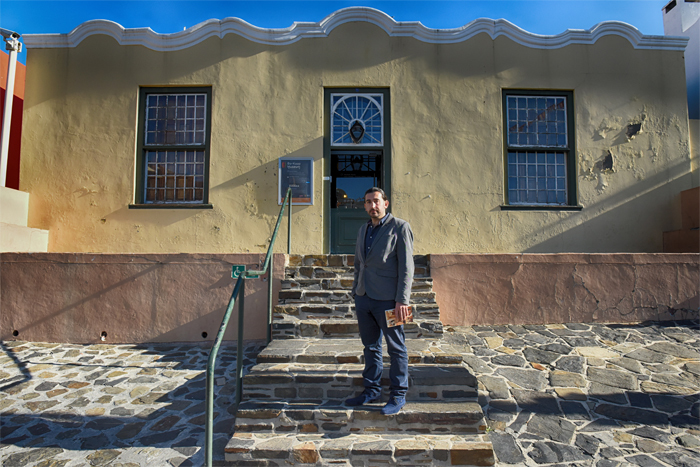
{"left": 236, "top": 278, "right": 245, "bottom": 406}
{"left": 267, "top": 256, "right": 273, "bottom": 344}
{"left": 206, "top": 187, "right": 293, "bottom": 466}
{"left": 205, "top": 275, "right": 243, "bottom": 467}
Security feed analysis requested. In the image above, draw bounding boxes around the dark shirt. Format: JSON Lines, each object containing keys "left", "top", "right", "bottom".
{"left": 364, "top": 214, "right": 388, "bottom": 256}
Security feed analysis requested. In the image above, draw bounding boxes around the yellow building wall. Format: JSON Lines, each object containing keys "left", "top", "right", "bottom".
{"left": 20, "top": 21, "right": 693, "bottom": 254}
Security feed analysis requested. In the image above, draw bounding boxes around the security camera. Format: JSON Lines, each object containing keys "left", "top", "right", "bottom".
{"left": 0, "top": 28, "right": 20, "bottom": 40}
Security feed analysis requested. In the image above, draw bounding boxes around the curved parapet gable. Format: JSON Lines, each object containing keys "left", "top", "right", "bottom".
{"left": 23, "top": 6, "right": 689, "bottom": 51}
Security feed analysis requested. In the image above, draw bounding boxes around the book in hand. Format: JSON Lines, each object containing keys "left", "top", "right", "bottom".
{"left": 385, "top": 307, "right": 414, "bottom": 328}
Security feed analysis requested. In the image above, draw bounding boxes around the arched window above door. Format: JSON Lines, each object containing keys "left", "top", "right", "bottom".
{"left": 331, "top": 94, "right": 384, "bottom": 146}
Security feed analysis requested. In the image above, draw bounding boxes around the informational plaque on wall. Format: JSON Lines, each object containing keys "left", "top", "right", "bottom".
{"left": 279, "top": 157, "right": 313, "bottom": 205}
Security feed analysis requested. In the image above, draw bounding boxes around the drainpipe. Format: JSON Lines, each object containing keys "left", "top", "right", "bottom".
{"left": 1, "top": 28, "right": 22, "bottom": 187}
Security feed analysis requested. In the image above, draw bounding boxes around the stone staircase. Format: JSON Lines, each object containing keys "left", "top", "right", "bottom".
{"left": 224, "top": 254, "right": 494, "bottom": 466}
{"left": 272, "top": 255, "right": 444, "bottom": 339}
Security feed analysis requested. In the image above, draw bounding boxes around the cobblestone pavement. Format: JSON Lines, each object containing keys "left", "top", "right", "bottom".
{"left": 1, "top": 320, "right": 699, "bottom": 467}
{"left": 0, "top": 341, "right": 265, "bottom": 466}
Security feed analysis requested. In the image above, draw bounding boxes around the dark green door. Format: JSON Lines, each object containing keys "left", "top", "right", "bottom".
{"left": 330, "top": 151, "right": 382, "bottom": 253}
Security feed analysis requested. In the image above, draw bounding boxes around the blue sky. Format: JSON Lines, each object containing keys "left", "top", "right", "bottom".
{"left": 1, "top": 1, "right": 671, "bottom": 64}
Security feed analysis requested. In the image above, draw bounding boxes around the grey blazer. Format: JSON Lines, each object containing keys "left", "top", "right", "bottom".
{"left": 352, "top": 213, "right": 414, "bottom": 304}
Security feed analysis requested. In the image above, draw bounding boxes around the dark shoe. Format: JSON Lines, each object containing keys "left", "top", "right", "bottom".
{"left": 345, "top": 391, "right": 380, "bottom": 407}
{"left": 381, "top": 395, "right": 406, "bottom": 415}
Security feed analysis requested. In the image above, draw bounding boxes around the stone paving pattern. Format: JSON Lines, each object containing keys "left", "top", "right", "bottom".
{"left": 1, "top": 321, "right": 699, "bottom": 466}
{"left": 458, "top": 320, "right": 700, "bottom": 467}
{"left": 0, "top": 341, "right": 264, "bottom": 466}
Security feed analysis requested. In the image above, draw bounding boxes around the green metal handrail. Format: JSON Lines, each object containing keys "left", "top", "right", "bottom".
{"left": 205, "top": 187, "right": 292, "bottom": 467}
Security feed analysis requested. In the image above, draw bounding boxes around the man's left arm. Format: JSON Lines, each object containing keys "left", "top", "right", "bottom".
{"left": 394, "top": 222, "right": 414, "bottom": 322}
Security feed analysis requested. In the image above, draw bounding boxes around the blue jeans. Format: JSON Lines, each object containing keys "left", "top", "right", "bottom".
{"left": 354, "top": 294, "right": 408, "bottom": 397}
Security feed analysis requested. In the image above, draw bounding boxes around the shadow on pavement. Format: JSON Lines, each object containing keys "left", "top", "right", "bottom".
{"left": 0, "top": 342, "right": 265, "bottom": 466}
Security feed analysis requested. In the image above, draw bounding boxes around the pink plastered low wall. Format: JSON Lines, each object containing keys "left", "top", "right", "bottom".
{"left": 430, "top": 254, "right": 699, "bottom": 326}
{"left": 0, "top": 253, "right": 285, "bottom": 344}
{"left": 2, "top": 253, "right": 698, "bottom": 343}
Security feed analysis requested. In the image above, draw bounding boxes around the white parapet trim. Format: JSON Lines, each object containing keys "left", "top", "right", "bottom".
{"left": 23, "top": 6, "right": 689, "bottom": 52}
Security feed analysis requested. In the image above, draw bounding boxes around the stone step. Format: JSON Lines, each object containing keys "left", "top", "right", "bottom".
{"left": 234, "top": 400, "right": 486, "bottom": 435}
{"left": 285, "top": 266, "right": 431, "bottom": 281}
{"left": 272, "top": 317, "right": 444, "bottom": 339}
{"left": 256, "top": 338, "right": 464, "bottom": 365}
{"left": 287, "top": 254, "right": 430, "bottom": 269}
{"left": 283, "top": 276, "right": 433, "bottom": 287}
{"left": 281, "top": 277, "right": 434, "bottom": 292}
{"left": 274, "top": 302, "right": 441, "bottom": 321}
{"left": 242, "top": 362, "right": 477, "bottom": 402}
{"left": 278, "top": 290, "right": 436, "bottom": 304}
{"left": 225, "top": 432, "right": 494, "bottom": 466}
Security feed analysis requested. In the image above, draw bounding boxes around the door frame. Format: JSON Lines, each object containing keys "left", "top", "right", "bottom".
{"left": 323, "top": 87, "right": 392, "bottom": 254}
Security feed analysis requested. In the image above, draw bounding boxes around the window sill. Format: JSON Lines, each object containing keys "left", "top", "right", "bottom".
{"left": 500, "top": 205, "right": 583, "bottom": 211}
{"left": 129, "top": 204, "right": 213, "bottom": 210}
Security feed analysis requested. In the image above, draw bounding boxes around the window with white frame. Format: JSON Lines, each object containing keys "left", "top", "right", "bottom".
{"left": 503, "top": 91, "right": 576, "bottom": 207}
{"left": 135, "top": 87, "right": 211, "bottom": 205}
{"left": 331, "top": 94, "right": 383, "bottom": 146}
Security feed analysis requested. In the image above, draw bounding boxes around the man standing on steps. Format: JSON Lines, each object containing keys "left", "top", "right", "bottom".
{"left": 346, "top": 187, "right": 414, "bottom": 416}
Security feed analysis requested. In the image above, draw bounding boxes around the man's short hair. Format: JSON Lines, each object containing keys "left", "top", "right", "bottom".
{"left": 364, "top": 187, "right": 388, "bottom": 202}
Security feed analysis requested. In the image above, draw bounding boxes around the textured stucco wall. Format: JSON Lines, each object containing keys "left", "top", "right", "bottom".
{"left": 431, "top": 253, "right": 699, "bottom": 326}
{"left": 2, "top": 253, "right": 696, "bottom": 344}
{"left": 0, "top": 253, "right": 285, "bottom": 343}
{"left": 20, "top": 22, "right": 693, "bottom": 254}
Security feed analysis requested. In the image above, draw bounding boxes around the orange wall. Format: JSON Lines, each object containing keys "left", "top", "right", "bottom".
{"left": 0, "top": 50, "right": 25, "bottom": 189}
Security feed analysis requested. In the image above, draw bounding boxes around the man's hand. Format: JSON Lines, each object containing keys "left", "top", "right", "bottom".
{"left": 395, "top": 302, "right": 412, "bottom": 323}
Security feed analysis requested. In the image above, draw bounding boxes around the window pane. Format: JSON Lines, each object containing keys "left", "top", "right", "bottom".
{"left": 144, "top": 92, "right": 207, "bottom": 147}
{"left": 506, "top": 94, "right": 568, "bottom": 148}
{"left": 143, "top": 149, "right": 205, "bottom": 203}
{"left": 505, "top": 150, "right": 568, "bottom": 206}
